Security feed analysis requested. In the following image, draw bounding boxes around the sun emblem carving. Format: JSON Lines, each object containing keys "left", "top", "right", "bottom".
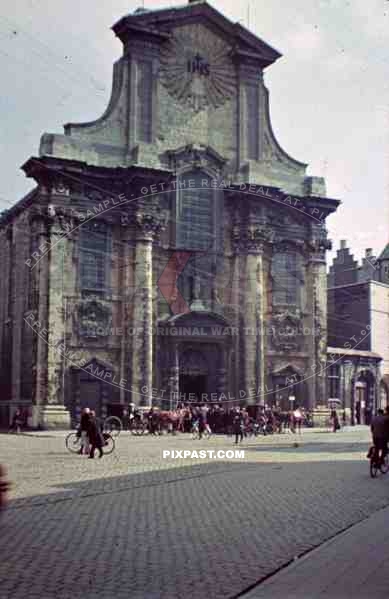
{"left": 159, "top": 24, "right": 235, "bottom": 112}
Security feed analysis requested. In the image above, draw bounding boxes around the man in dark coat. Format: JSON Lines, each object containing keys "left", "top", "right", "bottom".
{"left": 233, "top": 409, "right": 244, "bottom": 444}
{"left": 88, "top": 411, "right": 104, "bottom": 459}
{"left": 371, "top": 409, "right": 389, "bottom": 463}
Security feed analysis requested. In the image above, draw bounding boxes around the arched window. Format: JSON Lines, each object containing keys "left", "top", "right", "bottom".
{"left": 271, "top": 251, "right": 303, "bottom": 306}
{"left": 176, "top": 170, "right": 214, "bottom": 251}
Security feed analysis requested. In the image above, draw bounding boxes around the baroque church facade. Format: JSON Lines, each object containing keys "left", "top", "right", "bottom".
{"left": 0, "top": 0, "right": 339, "bottom": 427}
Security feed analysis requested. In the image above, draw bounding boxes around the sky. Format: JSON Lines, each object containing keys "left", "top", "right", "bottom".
{"left": 0, "top": 0, "right": 388, "bottom": 265}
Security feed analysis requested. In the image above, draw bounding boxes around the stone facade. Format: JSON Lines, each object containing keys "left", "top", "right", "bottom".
{"left": 0, "top": 1, "right": 338, "bottom": 427}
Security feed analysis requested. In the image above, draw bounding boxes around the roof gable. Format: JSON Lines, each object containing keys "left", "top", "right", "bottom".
{"left": 113, "top": 1, "right": 281, "bottom": 69}
{"left": 378, "top": 243, "right": 389, "bottom": 261}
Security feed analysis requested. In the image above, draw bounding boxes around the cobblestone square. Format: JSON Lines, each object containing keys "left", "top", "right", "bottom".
{"left": 1, "top": 427, "right": 388, "bottom": 598}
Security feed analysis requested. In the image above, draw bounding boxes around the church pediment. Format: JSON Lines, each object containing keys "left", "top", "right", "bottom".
{"left": 113, "top": 2, "right": 281, "bottom": 69}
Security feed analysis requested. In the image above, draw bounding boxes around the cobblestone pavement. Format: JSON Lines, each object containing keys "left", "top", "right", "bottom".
{"left": 1, "top": 428, "right": 388, "bottom": 598}
{"left": 243, "top": 503, "right": 389, "bottom": 598}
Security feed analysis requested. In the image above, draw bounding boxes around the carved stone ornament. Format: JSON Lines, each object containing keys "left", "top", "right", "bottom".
{"left": 159, "top": 24, "right": 235, "bottom": 112}
{"left": 50, "top": 181, "right": 70, "bottom": 196}
{"left": 310, "top": 236, "right": 332, "bottom": 255}
{"left": 134, "top": 198, "right": 168, "bottom": 241}
{"left": 134, "top": 209, "right": 166, "bottom": 241}
{"left": 76, "top": 299, "right": 112, "bottom": 338}
{"left": 232, "top": 224, "right": 272, "bottom": 255}
{"left": 270, "top": 311, "right": 303, "bottom": 352}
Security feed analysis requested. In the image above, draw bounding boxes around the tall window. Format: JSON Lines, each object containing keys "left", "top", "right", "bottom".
{"left": 176, "top": 171, "right": 214, "bottom": 251}
{"left": 271, "top": 252, "right": 302, "bottom": 305}
{"left": 136, "top": 60, "right": 153, "bottom": 143}
{"left": 328, "top": 364, "right": 340, "bottom": 399}
{"left": 79, "top": 222, "right": 110, "bottom": 293}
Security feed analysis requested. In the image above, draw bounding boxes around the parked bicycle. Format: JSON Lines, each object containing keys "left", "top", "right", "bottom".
{"left": 103, "top": 415, "right": 122, "bottom": 437}
{"left": 65, "top": 431, "right": 115, "bottom": 455}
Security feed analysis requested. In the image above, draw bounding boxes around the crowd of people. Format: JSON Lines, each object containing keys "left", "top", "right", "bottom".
{"left": 122, "top": 403, "right": 314, "bottom": 439}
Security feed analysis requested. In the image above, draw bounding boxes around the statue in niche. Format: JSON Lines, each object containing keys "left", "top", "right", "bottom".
{"left": 193, "top": 273, "right": 201, "bottom": 301}
{"left": 77, "top": 299, "right": 112, "bottom": 338}
{"left": 190, "top": 272, "right": 206, "bottom": 311}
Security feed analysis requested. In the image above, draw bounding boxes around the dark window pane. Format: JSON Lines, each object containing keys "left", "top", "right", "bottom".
{"left": 272, "top": 252, "right": 300, "bottom": 305}
{"left": 79, "top": 223, "right": 109, "bottom": 291}
{"left": 177, "top": 171, "right": 213, "bottom": 251}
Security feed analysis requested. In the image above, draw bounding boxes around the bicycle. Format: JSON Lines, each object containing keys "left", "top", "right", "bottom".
{"left": 103, "top": 415, "right": 122, "bottom": 437}
{"left": 368, "top": 445, "right": 389, "bottom": 478}
{"left": 65, "top": 431, "right": 115, "bottom": 455}
{"left": 131, "top": 419, "right": 149, "bottom": 436}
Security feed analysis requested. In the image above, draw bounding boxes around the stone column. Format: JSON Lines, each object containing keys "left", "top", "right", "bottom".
{"left": 168, "top": 342, "right": 180, "bottom": 409}
{"left": 229, "top": 206, "right": 244, "bottom": 401}
{"left": 42, "top": 208, "right": 73, "bottom": 428}
{"left": 131, "top": 204, "right": 165, "bottom": 406}
{"left": 120, "top": 227, "right": 135, "bottom": 405}
{"left": 233, "top": 221, "right": 267, "bottom": 405}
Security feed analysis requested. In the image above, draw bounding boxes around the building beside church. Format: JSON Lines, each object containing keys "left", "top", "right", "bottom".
{"left": 327, "top": 241, "right": 389, "bottom": 423}
{"left": 0, "top": 0, "right": 339, "bottom": 428}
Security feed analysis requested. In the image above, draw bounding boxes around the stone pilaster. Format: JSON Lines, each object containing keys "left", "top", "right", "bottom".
{"left": 29, "top": 211, "right": 50, "bottom": 427}
{"left": 216, "top": 346, "right": 228, "bottom": 397}
{"left": 308, "top": 224, "right": 332, "bottom": 410}
{"left": 11, "top": 211, "right": 30, "bottom": 409}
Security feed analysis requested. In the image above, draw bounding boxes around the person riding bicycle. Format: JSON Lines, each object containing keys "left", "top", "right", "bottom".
{"left": 370, "top": 409, "right": 389, "bottom": 465}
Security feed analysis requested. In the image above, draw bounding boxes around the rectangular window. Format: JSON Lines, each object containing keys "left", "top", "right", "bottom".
{"left": 246, "top": 84, "right": 259, "bottom": 160}
{"left": 328, "top": 364, "right": 340, "bottom": 398}
{"left": 79, "top": 223, "right": 110, "bottom": 293}
{"left": 136, "top": 60, "right": 153, "bottom": 143}
{"left": 176, "top": 171, "right": 213, "bottom": 251}
{"left": 272, "top": 253, "right": 299, "bottom": 305}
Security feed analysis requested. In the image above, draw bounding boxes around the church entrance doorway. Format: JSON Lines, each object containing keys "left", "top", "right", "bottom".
{"left": 179, "top": 349, "right": 209, "bottom": 404}
{"left": 354, "top": 369, "right": 375, "bottom": 425}
{"left": 180, "top": 374, "right": 207, "bottom": 402}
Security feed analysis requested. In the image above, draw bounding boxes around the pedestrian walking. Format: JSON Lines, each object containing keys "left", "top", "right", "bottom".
{"left": 331, "top": 409, "right": 340, "bottom": 433}
{"left": 88, "top": 411, "right": 104, "bottom": 459}
{"left": 293, "top": 407, "right": 303, "bottom": 434}
{"left": 9, "top": 409, "right": 23, "bottom": 434}
{"left": 79, "top": 408, "right": 91, "bottom": 455}
{"left": 233, "top": 409, "right": 244, "bottom": 444}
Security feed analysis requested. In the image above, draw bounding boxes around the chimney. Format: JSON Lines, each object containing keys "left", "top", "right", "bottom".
{"left": 340, "top": 240, "right": 347, "bottom": 249}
